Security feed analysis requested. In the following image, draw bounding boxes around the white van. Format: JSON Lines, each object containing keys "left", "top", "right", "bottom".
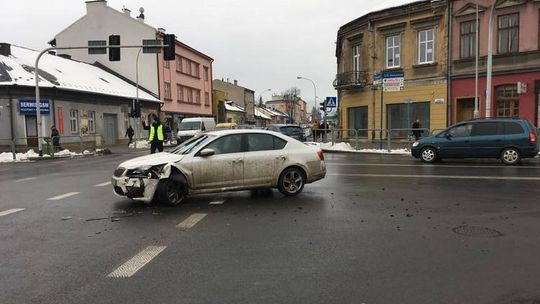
{"left": 176, "top": 117, "right": 216, "bottom": 144}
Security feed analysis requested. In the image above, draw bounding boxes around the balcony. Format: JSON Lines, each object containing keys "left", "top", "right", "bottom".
{"left": 333, "top": 71, "right": 369, "bottom": 89}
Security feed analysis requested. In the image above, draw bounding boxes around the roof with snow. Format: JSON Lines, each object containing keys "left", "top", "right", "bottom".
{"left": 254, "top": 106, "right": 271, "bottom": 120}
{"left": 224, "top": 101, "right": 245, "bottom": 113}
{"left": 0, "top": 44, "right": 160, "bottom": 102}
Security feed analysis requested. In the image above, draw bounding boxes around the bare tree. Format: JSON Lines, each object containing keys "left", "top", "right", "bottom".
{"left": 281, "top": 87, "right": 301, "bottom": 124}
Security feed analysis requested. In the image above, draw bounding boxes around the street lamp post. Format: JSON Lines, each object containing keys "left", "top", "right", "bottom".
{"left": 297, "top": 76, "right": 323, "bottom": 139}
{"left": 257, "top": 88, "right": 272, "bottom": 106}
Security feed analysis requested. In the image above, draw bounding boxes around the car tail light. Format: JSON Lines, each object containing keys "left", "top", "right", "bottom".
{"left": 317, "top": 149, "right": 324, "bottom": 161}
{"left": 529, "top": 132, "right": 537, "bottom": 145}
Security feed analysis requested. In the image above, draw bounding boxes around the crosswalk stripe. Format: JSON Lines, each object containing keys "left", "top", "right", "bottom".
{"left": 107, "top": 246, "right": 166, "bottom": 278}
{"left": 0, "top": 208, "right": 25, "bottom": 217}
{"left": 95, "top": 181, "right": 112, "bottom": 187}
{"left": 177, "top": 213, "right": 207, "bottom": 230}
{"left": 47, "top": 192, "right": 80, "bottom": 201}
{"left": 209, "top": 200, "right": 225, "bottom": 205}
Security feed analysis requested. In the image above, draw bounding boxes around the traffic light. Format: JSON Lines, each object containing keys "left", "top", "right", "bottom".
{"left": 130, "top": 100, "right": 141, "bottom": 118}
{"left": 109, "top": 35, "right": 121, "bottom": 61}
{"left": 319, "top": 101, "right": 326, "bottom": 112}
{"left": 163, "top": 34, "right": 175, "bottom": 61}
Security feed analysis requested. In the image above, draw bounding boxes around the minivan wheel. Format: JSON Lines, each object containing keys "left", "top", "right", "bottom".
{"left": 500, "top": 147, "right": 521, "bottom": 165}
{"left": 278, "top": 167, "right": 305, "bottom": 196}
{"left": 420, "top": 147, "right": 437, "bottom": 163}
{"left": 157, "top": 174, "right": 187, "bottom": 206}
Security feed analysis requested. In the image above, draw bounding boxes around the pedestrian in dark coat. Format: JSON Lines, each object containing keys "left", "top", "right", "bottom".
{"left": 51, "top": 125, "right": 61, "bottom": 151}
{"left": 125, "top": 125, "right": 134, "bottom": 145}
{"left": 412, "top": 119, "right": 422, "bottom": 141}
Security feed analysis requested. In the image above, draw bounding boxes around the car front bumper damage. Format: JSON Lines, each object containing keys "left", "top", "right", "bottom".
{"left": 111, "top": 176, "right": 159, "bottom": 203}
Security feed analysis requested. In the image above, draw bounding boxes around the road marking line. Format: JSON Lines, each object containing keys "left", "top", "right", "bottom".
{"left": 209, "top": 200, "right": 225, "bottom": 205}
{"left": 0, "top": 208, "right": 25, "bottom": 217}
{"left": 107, "top": 246, "right": 166, "bottom": 278}
{"left": 95, "top": 181, "right": 112, "bottom": 187}
{"left": 326, "top": 163, "right": 540, "bottom": 169}
{"left": 47, "top": 192, "right": 80, "bottom": 201}
{"left": 327, "top": 173, "right": 540, "bottom": 181}
{"left": 14, "top": 177, "right": 37, "bottom": 183}
{"left": 177, "top": 213, "right": 207, "bottom": 229}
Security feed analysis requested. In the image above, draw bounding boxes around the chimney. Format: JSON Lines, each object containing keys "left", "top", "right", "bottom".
{"left": 234, "top": 80, "right": 238, "bottom": 86}
{"left": 137, "top": 7, "right": 145, "bottom": 22}
{"left": 122, "top": 6, "right": 131, "bottom": 16}
{"left": 85, "top": 0, "right": 107, "bottom": 14}
{"left": 0, "top": 43, "right": 12, "bottom": 56}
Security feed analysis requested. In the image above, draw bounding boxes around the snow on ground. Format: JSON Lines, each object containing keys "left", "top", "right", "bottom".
{"left": 306, "top": 141, "right": 411, "bottom": 155}
{"left": 129, "top": 140, "right": 176, "bottom": 149}
{"left": 0, "top": 149, "right": 89, "bottom": 163}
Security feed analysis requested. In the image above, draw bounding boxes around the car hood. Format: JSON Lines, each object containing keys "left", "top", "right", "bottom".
{"left": 118, "top": 152, "right": 184, "bottom": 169}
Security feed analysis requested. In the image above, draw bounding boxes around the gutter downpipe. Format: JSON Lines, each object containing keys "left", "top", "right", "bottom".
{"left": 447, "top": 0, "right": 453, "bottom": 127}
{"left": 486, "top": 1, "right": 497, "bottom": 118}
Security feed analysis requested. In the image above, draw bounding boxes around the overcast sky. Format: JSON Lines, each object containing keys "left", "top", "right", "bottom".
{"left": 2, "top": 0, "right": 414, "bottom": 109}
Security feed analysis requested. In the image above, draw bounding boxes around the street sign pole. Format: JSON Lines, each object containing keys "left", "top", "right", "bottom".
{"left": 380, "top": 87, "right": 384, "bottom": 150}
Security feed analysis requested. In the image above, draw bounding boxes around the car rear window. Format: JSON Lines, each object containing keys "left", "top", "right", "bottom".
{"left": 279, "top": 126, "right": 303, "bottom": 135}
{"left": 504, "top": 122, "right": 524, "bottom": 134}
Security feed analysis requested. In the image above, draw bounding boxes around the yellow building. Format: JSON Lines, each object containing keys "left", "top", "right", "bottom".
{"left": 334, "top": 0, "right": 449, "bottom": 139}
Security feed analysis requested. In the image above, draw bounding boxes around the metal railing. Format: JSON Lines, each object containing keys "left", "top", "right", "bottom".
{"left": 311, "top": 128, "right": 434, "bottom": 152}
{"left": 0, "top": 134, "right": 106, "bottom": 160}
{"left": 333, "top": 71, "right": 369, "bottom": 88}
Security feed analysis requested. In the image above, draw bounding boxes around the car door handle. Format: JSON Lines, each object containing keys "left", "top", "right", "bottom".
{"left": 275, "top": 155, "right": 286, "bottom": 160}
{"left": 232, "top": 159, "right": 243, "bottom": 163}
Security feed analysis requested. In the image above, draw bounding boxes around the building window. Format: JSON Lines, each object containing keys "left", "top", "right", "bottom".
{"left": 175, "top": 55, "right": 181, "bottom": 72}
{"left": 164, "top": 82, "right": 171, "bottom": 100}
{"left": 69, "top": 110, "right": 79, "bottom": 134}
{"left": 193, "top": 62, "right": 200, "bottom": 78}
{"left": 418, "top": 29, "right": 434, "bottom": 64}
{"left": 387, "top": 102, "right": 430, "bottom": 138}
{"left": 194, "top": 89, "right": 201, "bottom": 104}
{"left": 88, "top": 111, "right": 95, "bottom": 133}
{"left": 177, "top": 85, "right": 184, "bottom": 102}
{"left": 496, "top": 85, "right": 519, "bottom": 117}
{"left": 203, "top": 66, "right": 209, "bottom": 81}
{"left": 352, "top": 45, "right": 361, "bottom": 72}
{"left": 186, "top": 87, "right": 193, "bottom": 103}
{"left": 460, "top": 20, "right": 477, "bottom": 58}
{"left": 386, "top": 35, "right": 401, "bottom": 68}
{"left": 205, "top": 92, "right": 210, "bottom": 106}
{"left": 498, "top": 13, "right": 519, "bottom": 54}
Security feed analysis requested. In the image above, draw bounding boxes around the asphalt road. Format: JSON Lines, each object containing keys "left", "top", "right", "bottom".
{"left": 1, "top": 150, "right": 540, "bottom": 304}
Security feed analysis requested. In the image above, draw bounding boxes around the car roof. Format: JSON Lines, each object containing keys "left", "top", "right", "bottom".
{"left": 266, "top": 124, "right": 301, "bottom": 127}
{"left": 206, "top": 129, "right": 288, "bottom": 136}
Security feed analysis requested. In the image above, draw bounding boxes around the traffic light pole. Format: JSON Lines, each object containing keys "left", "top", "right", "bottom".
{"left": 33, "top": 43, "right": 167, "bottom": 155}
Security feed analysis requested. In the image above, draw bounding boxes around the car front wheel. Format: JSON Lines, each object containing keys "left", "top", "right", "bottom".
{"left": 500, "top": 147, "right": 520, "bottom": 165}
{"left": 278, "top": 167, "right": 305, "bottom": 196}
{"left": 420, "top": 147, "right": 438, "bottom": 163}
{"left": 157, "top": 174, "right": 187, "bottom": 206}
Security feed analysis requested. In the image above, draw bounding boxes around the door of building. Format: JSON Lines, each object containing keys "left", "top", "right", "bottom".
{"left": 348, "top": 106, "right": 368, "bottom": 137}
{"left": 456, "top": 98, "right": 475, "bottom": 123}
{"left": 103, "top": 114, "right": 117, "bottom": 145}
{"left": 25, "top": 115, "right": 38, "bottom": 147}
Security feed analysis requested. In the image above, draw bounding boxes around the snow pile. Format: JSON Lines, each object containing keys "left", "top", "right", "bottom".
{"left": 307, "top": 141, "right": 411, "bottom": 155}
{"left": 0, "top": 149, "right": 92, "bottom": 163}
{"left": 129, "top": 140, "right": 149, "bottom": 149}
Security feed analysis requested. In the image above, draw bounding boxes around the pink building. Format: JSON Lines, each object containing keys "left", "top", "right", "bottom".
{"left": 157, "top": 37, "right": 214, "bottom": 130}
{"left": 450, "top": 0, "right": 540, "bottom": 126}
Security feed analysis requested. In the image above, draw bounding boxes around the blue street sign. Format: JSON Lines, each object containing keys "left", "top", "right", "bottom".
{"left": 373, "top": 73, "right": 383, "bottom": 81}
{"left": 382, "top": 70, "right": 404, "bottom": 78}
{"left": 325, "top": 97, "right": 337, "bottom": 108}
{"left": 19, "top": 99, "right": 50, "bottom": 115}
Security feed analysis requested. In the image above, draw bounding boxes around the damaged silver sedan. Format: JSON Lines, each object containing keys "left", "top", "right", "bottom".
{"left": 111, "top": 129, "right": 326, "bottom": 206}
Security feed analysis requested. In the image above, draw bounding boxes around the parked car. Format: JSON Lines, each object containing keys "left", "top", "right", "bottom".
{"left": 112, "top": 129, "right": 326, "bottom": 205}
{"left": 265, "top": 124, "right": 305, "bottom": 141}
{"left": 411, "top": 118, "right": 539, "bottom": 165}
{"left": 176, "top": 117, "right": 216, "bottom": 144}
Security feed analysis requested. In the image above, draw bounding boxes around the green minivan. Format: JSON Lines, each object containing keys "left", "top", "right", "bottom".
{"left": 411, "top": 118, "right": 539, "bottom": 165}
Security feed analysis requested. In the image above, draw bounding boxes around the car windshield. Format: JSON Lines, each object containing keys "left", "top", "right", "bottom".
{"left": 279, "top": 126, "right": 302, "bottom": 135}
{"left": 178, "top": 121, "right": 201, "bottom": 131}
{"left": 169, "top": 134, "right": 214, "bottom": 155}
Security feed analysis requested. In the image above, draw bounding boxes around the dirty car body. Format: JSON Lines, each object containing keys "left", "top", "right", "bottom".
{"left": 112, "top": 129, "right": 326, "bottom": 205}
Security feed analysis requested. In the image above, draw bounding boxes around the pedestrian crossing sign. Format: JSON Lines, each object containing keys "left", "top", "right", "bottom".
{"left": 325, "top": 97, "right": 337, "bottom": 108}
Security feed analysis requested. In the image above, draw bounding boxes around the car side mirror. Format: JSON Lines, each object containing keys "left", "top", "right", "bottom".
{"left": 444, "top": 132, "right": 452, "bottom": 138}
{"left": 198, "top": 148, "right": 215, "bottom": 157}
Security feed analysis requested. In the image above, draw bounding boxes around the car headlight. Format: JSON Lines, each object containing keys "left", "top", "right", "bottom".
{"left": 127, "top": 164, "right": 165, "bottom": 178}
{"left": 412, "top": 141, "right": 420, "bottom": 147}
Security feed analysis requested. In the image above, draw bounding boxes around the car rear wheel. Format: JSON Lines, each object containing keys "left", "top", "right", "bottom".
{"left": 420, "top": 147, "right": 437, "bottom": 163}
{"left": 157, "top": 174, "right": 187, "bottom": 206}
{"left": 500, "top": 147, "right": 520, "bottom": 165}
{"left": 278, "top": 167, "right": 305, "bottom": 196}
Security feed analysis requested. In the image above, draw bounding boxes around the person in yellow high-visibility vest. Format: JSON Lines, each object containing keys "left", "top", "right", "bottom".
{"left": 142, "top": 114, "right": 164, "bottom": 154}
